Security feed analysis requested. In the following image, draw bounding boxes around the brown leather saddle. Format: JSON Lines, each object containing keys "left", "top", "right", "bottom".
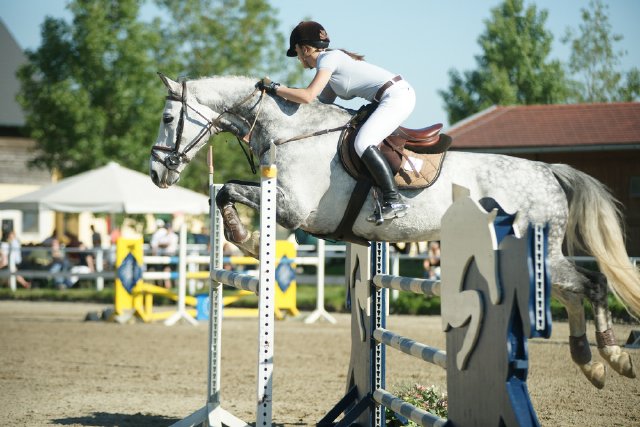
{"left": 314, "top": 104, "right": 452, "bottom": 245}
{"left": 338, "top": 103, "right": 451, "bottom": 188}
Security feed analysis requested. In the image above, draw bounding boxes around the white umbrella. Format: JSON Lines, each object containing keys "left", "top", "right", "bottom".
{"left": 0, "top": 161, "right": 209, "bottom": 214}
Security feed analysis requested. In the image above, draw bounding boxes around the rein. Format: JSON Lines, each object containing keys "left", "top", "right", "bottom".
{"left": 151, "top": 81, "right": 262, "bottom": 172}
{"left": 257, "top": 125, "right": 349, "bottom": 158}
{"left": 152, "top": 80, "right": 349, "bottom": 171}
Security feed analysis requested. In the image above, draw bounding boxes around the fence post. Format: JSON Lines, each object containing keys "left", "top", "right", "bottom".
{"left": 9, "top": 249, "right": 17, "bottom": 291}
{"left": 95, "top": 248, "right": 104, "bottom": 291}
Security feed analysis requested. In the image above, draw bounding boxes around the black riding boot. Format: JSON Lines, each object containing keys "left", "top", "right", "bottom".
{"left": 360, "top": 146, "right": 409, "bottom": 224}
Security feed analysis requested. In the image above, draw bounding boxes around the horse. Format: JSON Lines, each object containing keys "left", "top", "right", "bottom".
{"left": 149, "top": 73, "right": 638, "bottom": 389}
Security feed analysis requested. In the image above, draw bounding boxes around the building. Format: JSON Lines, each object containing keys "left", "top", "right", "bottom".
{"left": 0, "top": 19, "right": 55, "bottom": 243}
{"left": 447, "top": 103, "right": 640, "bottom": 255}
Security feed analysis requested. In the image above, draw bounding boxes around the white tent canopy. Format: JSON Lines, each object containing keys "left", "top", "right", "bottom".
{"left": 0, "top": 161, "right": 209, "bottom": 214}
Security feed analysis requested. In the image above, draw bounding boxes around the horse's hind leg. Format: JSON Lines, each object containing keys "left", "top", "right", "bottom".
{"left": 578, "top": 266, "right": 636, "bottom": 380}
{"left": 552, "top": 258, "right": 607, "bottom": 388}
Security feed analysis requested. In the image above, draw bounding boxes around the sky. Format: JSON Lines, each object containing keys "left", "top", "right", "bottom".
{"left": 1, "top": 0, "right": 639, "bottom": 128}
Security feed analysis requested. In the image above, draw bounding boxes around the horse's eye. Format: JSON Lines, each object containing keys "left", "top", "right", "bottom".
{"left": 163, "top": 114, "right": 173, "bottom": 124}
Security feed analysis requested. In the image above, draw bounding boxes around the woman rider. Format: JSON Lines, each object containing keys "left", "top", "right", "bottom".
{"left": 258, "top": 21, "right": 416, "bottom": 224}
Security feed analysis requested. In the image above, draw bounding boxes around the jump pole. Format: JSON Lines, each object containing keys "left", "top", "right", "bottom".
{"left": 320, "top": 191, "right": 552, "bottom": 427}
{"left": 171, "top": 144, "right": 277, "bottom": 427}
{"left": 164, "top": 223, "right": 198, "bottom": 326}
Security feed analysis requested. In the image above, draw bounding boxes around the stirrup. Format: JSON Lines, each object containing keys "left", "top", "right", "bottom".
{"left": 367, "top": 201, "right": 409, "bottom": 224}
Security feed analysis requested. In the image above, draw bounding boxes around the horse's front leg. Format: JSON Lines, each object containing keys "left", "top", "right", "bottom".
{"left": 215, "top": 180, "right": 299, "bottom": 259}
{"left": 216, "top": 180, "right": 261, "bottom": 258}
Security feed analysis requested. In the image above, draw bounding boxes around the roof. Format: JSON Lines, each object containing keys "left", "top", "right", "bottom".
{"left": 0, "top": 19, "right": 27, "bottom": 127}
{"left": 446, "top": 103, "right": 640, "bottom": 152}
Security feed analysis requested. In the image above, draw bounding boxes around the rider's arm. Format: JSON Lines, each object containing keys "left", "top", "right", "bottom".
{"left": 276, "top": 68, "right": 332, "bottom": 104}
{"left": 318, "top": 84, "right": 337, "bottom": 104}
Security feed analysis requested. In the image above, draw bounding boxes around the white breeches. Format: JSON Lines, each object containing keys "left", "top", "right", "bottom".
{"left": 354, "top": 80, "right": 416, "bottom": 157}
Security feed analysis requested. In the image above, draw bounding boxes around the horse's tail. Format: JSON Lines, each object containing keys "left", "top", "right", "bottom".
{"left": 551, "top": 163, "right": 640, "bottom": 318}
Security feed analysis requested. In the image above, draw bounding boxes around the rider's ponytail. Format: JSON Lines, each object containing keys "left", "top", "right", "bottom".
{"left": 334, "top": 48, "right": 365, "bottom": 61}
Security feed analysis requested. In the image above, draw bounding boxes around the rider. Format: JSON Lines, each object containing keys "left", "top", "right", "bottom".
{"left": 258, "top": 21, "right": 415, "bottom": 223}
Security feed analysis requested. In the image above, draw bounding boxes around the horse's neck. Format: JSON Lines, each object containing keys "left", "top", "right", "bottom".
{"left": 193, "top": 76, "right": 352, "bottom": 136}
{"left": 191, "top": 76, "right": 353, "bottom": 162}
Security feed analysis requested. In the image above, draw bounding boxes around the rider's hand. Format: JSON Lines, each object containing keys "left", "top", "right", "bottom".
{"left": 256, "top": 77, "right": 280, "bottom": 95}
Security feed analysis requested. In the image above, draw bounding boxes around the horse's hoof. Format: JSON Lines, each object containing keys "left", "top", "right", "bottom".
{"left": 616, "top": 352, "right": 636, "bottom": 378}
{"left": 599, "top": 346, "right": 636, "bottom": 379}
{"left": 580, "top": 361, "right": 606, "bottom": 389}
{"left": 222, "top": 204, "right": 249, "bottom": 243}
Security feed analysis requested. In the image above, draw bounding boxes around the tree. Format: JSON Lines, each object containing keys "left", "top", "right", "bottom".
{"left": 153, "top": 0, "right": 302, "bottom": 190}
{"left": 18, "top": 0, "right": 300, "bottom": 193}
{"left": 17, "top": 0, "right": 169, "bottom": 178}
{"left": 562, "top": 0, "right": 640, "bottom": 102}
{"left": 439, "top": 0, "right": 570, "bottom": 124}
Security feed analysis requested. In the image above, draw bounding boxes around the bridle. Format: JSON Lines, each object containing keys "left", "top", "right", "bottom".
{"left": 151, "top": 78, "right": 349, "bottom": 172}
{"left": 151, "top": 80, "right": 261, "bottom": 171}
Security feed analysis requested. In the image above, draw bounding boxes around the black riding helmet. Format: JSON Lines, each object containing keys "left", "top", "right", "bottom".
{"left": 286, "top": 21, "right": 330, "bottom": 57}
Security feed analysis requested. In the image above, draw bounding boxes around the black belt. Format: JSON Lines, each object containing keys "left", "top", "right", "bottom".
{"left": 373, "top": 75, "right": 403, "bottom": 103}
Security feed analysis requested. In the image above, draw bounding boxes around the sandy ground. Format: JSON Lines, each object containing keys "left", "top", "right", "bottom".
{"left": 0, "top": 300, "right": 639, "bottom": 426}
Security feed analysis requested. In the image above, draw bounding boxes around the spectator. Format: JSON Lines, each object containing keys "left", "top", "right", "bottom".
{"left": 91, "top": 224, "right": 102, "bottom": 248}
{"left": 48, "top": 238, "right": 71, "bottom": 289}
{"left": 422, "top": 241, "right": 441, "bottom": 280}
{"left": 110, "top": 226, "right": 121, "bottom": 246}
{"left": 41, "top": 229, "right": 58, "bottom": 247}
{"left": 192, "top": 225, "right": 209, "bottom": 249}
{"left": 151, "top": 221, "right": 179, "bottom": 255}
{"left": 68, "top": 241, "right": 95, "bottom": 287}
{"left": 0, "top": 230, "right": 31, "bottom": 288}
{"left": 150, "top": 220, "right": 179, "bottom": 288}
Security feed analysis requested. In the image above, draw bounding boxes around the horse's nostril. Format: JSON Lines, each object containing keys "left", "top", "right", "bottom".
{"left": 151, "top": 170, "right": 160, "bottom": 185}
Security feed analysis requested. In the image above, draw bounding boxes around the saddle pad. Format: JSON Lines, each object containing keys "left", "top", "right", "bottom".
{"left": 395, "top": 150, "right": 446, "bottom": 189}
{"left": 338, "top": 131, "right": 446, "bottom": 190}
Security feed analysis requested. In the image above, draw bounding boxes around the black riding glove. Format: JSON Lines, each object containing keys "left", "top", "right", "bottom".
{"left": 256, "top": 77, "right": 280, "bottom": 95}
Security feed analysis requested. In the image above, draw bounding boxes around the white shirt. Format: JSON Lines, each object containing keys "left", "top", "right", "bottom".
{"left": 150, "top": 228, "right": 179, "bottom": 255}
{"left": 0, "top": 240, "right": 22, "bottom": 266}
{"left": 316, "top": 50, "right": 396, "bottom": 102}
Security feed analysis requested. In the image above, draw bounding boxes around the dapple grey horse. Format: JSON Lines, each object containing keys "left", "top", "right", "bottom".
{"left": 149, "top": 74, "right": 638, "bottom": 389}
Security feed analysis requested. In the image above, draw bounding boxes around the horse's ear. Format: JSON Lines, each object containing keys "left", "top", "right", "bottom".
{"left": 157, "top": 72, "right": 181, "bottom": 95}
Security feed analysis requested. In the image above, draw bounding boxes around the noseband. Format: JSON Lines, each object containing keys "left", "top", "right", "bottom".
{"left": 151, "top": 80, "right": 260, "bottom": 171}
{"left": 151, "top": 80, "right": 346, "bottom": 173}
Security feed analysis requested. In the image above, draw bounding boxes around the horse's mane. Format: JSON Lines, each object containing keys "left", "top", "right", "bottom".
{"left": 192, "top": 75, "right": 355, "bottom": 123}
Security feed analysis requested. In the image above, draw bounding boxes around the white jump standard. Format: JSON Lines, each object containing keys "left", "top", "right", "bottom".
{"left": 170, "top": 146, "right": 277, "bottom": 427}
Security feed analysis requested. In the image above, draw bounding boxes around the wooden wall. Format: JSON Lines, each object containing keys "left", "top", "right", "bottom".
{"left": 515, "top": 150, "right": 640, "bottom": 256}
{"left": 0, "top": 136, "right": 51, "bottom": 186}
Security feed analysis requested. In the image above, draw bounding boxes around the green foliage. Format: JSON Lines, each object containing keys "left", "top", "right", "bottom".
{"left": 392, "top": 293, "right": 441, "bottom": 315}
{"left": 17, "top": 0, "right": 169, "bottom": 176}
{"left": 180, "top": 135, "right": 259, "bottom": 193}
{"left": 1, "top": 283, "right": 635, "bottom": 323}
{"left": 562, "top": 0, "right": 640, "bottom": 102}
{"left": 17, "top": 0, "right": 302, "bottom": 191}
{"left": 385, "top": 384, "right": 447, "bottom": 426}
{"left": 150, "top": 0, "right": 303, "bottom": 190}
{"left": 439, "top": 0, "right": 569, "bottom": 124}
{"left": 155, "top": 0, "right": 296, "bottom": 80}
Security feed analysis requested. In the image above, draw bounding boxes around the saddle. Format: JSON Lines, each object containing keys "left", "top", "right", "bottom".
{"left": 314, "top": 104, "right": 452, "bottom": 245}
{"left": 339, "top": 103, "right": 450, "bottom": 188}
